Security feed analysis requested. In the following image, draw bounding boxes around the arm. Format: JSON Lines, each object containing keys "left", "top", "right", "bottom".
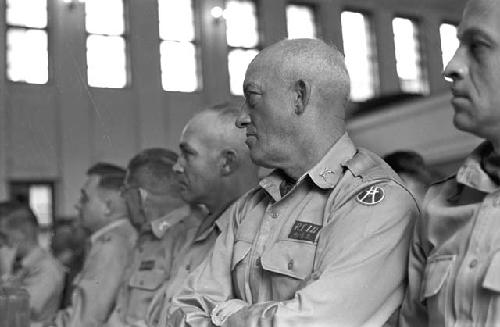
{"left": 54, "top": 235, "right": 132, "bottom": 327}
{"left": 399, "top": 210, "right": 429, "bottom": 327}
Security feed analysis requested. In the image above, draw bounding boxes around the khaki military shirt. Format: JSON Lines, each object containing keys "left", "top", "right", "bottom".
{"left": 169, "top": 134, "right": 419, "bottom": 327}
{"left": 400, "top": 141, "right": 500, "bottom": 326}
{"left": 52, "top": 218, "right": 137, "bottom": 327}
{"left": 106, "top": 205, "right": 205, "bottom": 326}
{"left": 146, "top": 206, "right": 230, "bottom": 327}
{"left": 1, "top": 246, "right": 65, "bottom": 323}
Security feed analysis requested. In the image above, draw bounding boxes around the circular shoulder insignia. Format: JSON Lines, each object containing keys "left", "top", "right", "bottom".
{"left": 356, "top": 186, "right": 385, "bottom": 205}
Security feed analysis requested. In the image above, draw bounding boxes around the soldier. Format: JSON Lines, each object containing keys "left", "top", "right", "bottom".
{"left": 145, "top": 104, "right": 259, "bottom": 326}
{"left": 0, "top": 201, "right": 65, "bottom": 325}
{"left": 167, "top": 38, "right": 419, "bottom": 326}
{"left": 106, "top": 148, "right": 202, "bottom": 326}
{"left": 50, "top": 163, "right": 137, "bottom": 327}
{"left": 400, "top": 0, "right": 500, "bottom": 325}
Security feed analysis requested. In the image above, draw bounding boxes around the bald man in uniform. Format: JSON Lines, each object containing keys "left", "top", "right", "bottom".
{"left": 400, "top": 0, "right": 500, "bottom": 325}
{"left": 145, "top": 103, "right": 260, "bottom": 326}
{"left": 167, "top": 38, "right": 419, "bottom": 327}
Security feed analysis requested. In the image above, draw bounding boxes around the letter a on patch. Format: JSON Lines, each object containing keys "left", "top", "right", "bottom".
{"left": 356, "top": 186, "right": 385, "bottom": 205}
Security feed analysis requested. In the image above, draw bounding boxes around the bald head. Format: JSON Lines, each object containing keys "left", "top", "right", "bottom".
{"left": 248, "top": 38, "right": 351, "bottom": 113}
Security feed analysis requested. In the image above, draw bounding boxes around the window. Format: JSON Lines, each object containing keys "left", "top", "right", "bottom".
{"left": 392, "top": 17, "right": 428, "bottom": 94}
{"left": 85, "top": 0, "right": 128, "bottom": 88}
{"left": 286, "top": 4, "right": 317, "bottom": 39}
{"left": 10, "top": 181, "right": 55, "bottom": 228}
{"left": 440, "top": 23, "right": 458, "bottom": 68}
{"left": 225, "top": 0, "right": 260, "bottom": 95}
{"left": 158, "top": 0, "right": 200, "bottom": 92}
{"left": 6, "top": 0, "right": 48, "bottom": 84}
{"left": 341, "top": 11, "right": 378, "bottom": 101}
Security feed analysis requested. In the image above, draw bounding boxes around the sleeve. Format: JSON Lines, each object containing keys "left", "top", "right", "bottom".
{"left": 23, "top": 259, "right": 65, "bottom": 320}
{"left": 170, "top": 183, "right": 418, "bottom": 327}
{"left": 398, "top": 207, "right": 429, "bottom": 327}
{"left": 53, "top": 234, "right": 133, "bottom": 327}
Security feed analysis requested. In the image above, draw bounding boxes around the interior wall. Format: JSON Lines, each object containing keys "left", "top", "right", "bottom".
{"left": 0, "top": 0, "right": 467, "bottom": 217}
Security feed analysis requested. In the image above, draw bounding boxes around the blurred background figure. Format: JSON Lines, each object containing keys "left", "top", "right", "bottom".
{"left": 50, "top": 221, "right": 88, "bottom": 309}
{"left": 0, "top": 201, "right": 65, "bottom": 325}
{"left": 383, "top": 150, "right": 437, "bottom": 203}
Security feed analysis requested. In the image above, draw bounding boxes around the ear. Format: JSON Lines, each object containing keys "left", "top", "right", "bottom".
{"left": 103, "top": 196, "right": 114, "bottom": 216}
{"left": 294, "top": 79, "right": 310, "bottom": 115}
{"left": 220, "top": 149, "right": 239, "bottom": 177}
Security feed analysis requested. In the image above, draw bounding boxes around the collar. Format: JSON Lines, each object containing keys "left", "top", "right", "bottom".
{"left": 21, "top": 247, "right": 45, "bottom": 269}
{"left": 259, "top": 133, "right": 356, "bottom": 201}
{"left": 193, "top": 201, "right": 233, "bottom": 242}
{"left": 456, "top": 141, "right": 500, "bottom": 193}
{"left": 90, "top": 219, "right": 129, "bottom": 244}
{"left": 151, "top": 205, "right": 195, "bottom": 239}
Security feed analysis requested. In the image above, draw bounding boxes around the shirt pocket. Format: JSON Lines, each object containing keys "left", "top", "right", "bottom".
{"left": 483, "top": 251, "right": 500, "bottom": 292}
{"left": 261, "top": 240, "right": 316, "bottom": 300}
{"left": 420, "top": 254, "right": 455, "bottom": 303}
{"left": 128, "top": 269, "right": 166, "bottom": 291}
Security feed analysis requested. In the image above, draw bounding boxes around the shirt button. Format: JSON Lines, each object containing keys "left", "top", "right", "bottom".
{"left": 270, "top": 211, "right": 278, "bottom": 219}
{"left": 288, "top": 259, "right": 294, "bottom": 270}
{"left": 469, "top": 259, "right": 478, "bottom": 268}
{"left": 186, "top": 264, "right": 191, "bottom": 271}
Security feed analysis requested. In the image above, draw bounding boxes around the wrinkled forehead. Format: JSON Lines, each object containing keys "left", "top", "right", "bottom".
{"left": 460, "top": 0, "right": 500, "bottom": 35}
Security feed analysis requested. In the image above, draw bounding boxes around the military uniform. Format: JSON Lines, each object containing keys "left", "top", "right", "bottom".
{"left": 51, "top": 218, "right": 137, "bottom": 327}
{"left": 169, "top": 134, "right": 419, "bottom": 327}
{"left": 1, "top": 246, "right": 65, "bottom": 324}
{"left": 400, "top": 141, "right": 500, "bottom": 326}
{"left": 146, "top": 205, "right": 231, "bottom": 327}
{"left": 106, "top": 205, "right": 205, "bottom": 326}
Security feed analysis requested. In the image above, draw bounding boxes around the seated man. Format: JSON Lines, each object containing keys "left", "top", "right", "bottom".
{"left": 50, "top": 163, "right": 137, "bottom": 327}
{"left": 168, "top": 38, "right": 419, "bottom": 326}
{"left": 0, "top": 201, "right": 65, "bottom": 325}
{"left": 145, "top": 103, "right": 259, "bottom": 326}
{"left": 106, "top": 148, "right": 200, "bottom": 326}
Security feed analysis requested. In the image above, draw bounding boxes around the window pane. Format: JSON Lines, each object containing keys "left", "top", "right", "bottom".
{"left": 440, "top": 23, "right": 458, "bottom": 68}
{"left": 6, "top": 0, "right": 47, "bottom": 28}
{"left": 226, "top": 1, "right": 259, "bottom": 48}
{"left": 29, "top": 185, "right": 52, "bottom": 227}
{"left": 160, "top": 41, "right": 199, "bottom": 92}
{"left": 87, "top": 35, "right": 127, "bottom": 88}
{"left": 392, "top": 17, "right": 428, "bottom": 94}
{"left": 341, "top": 11, "right": 377, "bottom": 101}
{"left": 287, "top": 4, "right": 317, "bottom": 39}
{"left": 158, "top": 0, "right": 195, "bottom": 41}
{"left": 85, "top": 0, "right": 124, "bottom": 35}
{"left": 7, "top": 28, "right": 48, "bottom": 84}
{"left": 228, "top": 48, "right": 258, "bottom": 95}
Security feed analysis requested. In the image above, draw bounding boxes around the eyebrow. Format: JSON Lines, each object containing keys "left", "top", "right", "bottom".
{"left": 459, "top": 26, "right": 494, "bottom": 43}
{"left": 179, "top": 142, "right": 196, "bottom": 154}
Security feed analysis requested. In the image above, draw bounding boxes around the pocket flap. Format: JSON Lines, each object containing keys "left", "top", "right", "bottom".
{"left": 261, "top": 240, "right": 315, "bottom": 280}
{"left": 231, "top": 241, "right": 252, "bottom": 271}
{"left": 420, "top": 255, "right": 455, "bottom": 302}
{"left": 128, "top": 269, "right": 166, "bottom": 291}
{"left": 483, "top": 251, "right": 500, "bottom": 292}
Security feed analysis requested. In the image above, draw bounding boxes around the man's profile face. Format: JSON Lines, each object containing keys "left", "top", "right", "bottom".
{"left": 174, "top": 113, "right": 221, "bottom": 206}
{"left": 444, "top": 0, "right": 500, "bottom": 138}
{"left": 75, "top": 175, "right": 107, "bottom": 232}
{"left": 236, "top": 59, "right": 296, "bottom": 168}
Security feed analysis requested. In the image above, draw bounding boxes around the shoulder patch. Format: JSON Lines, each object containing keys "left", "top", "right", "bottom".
{"left": 356, "top": 186, "right": 385, "bottom": 205}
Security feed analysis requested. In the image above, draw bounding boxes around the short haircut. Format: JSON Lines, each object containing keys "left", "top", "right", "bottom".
{"left": 87, "top": 162, "right": 126, "bottom": 191}
{"left": 0, "top": 201, "right": 39, "bottom": 236}
{"left": 126, "top": 148, "right": 178, "bottom": 194}
{"left": 383, "top": 150, "right": 433, "bottom": 184}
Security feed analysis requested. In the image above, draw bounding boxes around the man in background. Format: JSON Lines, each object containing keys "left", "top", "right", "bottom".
{"left": 50, "top": 163, "right": 137, "bottom": 327}
{"left": 0, "top": 201, "right": 65, "bottom": 325}
{"left": 145, "top": 103, "right": 259, "bottom": 326}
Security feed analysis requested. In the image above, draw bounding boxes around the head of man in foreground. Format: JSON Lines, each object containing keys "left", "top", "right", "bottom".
{"left": 236, "top": 38, "right": 350, "bottom": 179}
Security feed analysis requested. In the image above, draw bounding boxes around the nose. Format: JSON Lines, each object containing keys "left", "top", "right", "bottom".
{"left": 443, "top": 46, "right": 467, "bottom": 82}
{"left": 173, "top": 157, "right": 184, "bottom": 174}
{"left": 235, "top": 106, "right": 250, "bottom": 129}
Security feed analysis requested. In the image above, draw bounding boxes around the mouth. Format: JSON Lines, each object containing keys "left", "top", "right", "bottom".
{"left": 451, "top": 88, "right": 468, "bottom": 99}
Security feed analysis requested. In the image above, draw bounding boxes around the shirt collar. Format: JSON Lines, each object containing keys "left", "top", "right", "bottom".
{"left": 259, "top": 133, "right": 356, "bottom": 201}
{"left": 21, "top": 247, "right": 45, "bottom": 269}
{"left": 151, "top": 205, "right": 194, "bottom": 239}
{"left": 193, "top": 201, "right": 233, "bottom": 242}
{"left": 456, "top": 141, "right": 500, "bottom": 193}
{"left": 90, "top": 218, "right": 129, "bottom": 244}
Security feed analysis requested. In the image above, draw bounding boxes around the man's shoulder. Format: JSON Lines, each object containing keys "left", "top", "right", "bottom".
{"left": 96, "top": 220, "right": 137, "bottom": 245}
